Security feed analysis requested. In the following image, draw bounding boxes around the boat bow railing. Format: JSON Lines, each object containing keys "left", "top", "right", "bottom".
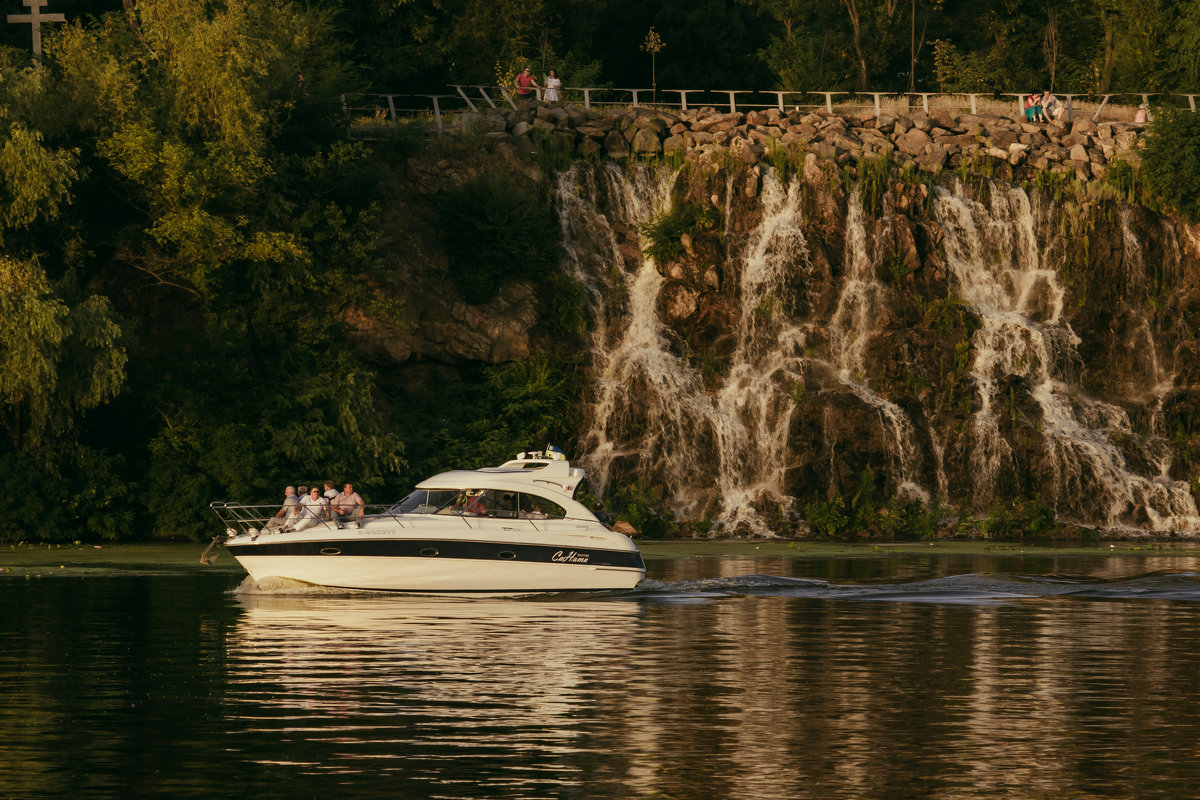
{"left": 210, "top": 501, "right": 607, "bottom": 538}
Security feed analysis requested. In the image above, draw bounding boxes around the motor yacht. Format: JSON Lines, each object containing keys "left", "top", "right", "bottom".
{"left": 207, "top": 450, "right": 645, "bottom": 595}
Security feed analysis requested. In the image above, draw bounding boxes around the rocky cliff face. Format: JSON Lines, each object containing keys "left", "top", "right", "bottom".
{"left": 366, "top": 108, "right": 1200, "bottom": 537}
{"left": 556, "top": 157, "right": 1200, "bottom": 537}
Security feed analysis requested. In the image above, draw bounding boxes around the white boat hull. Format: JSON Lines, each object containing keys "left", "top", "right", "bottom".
{"left": 224, "top": 521, "right": 645, "bottom": 595}
{"left": 232, "top": 553, "right": 644, "bottom": 594}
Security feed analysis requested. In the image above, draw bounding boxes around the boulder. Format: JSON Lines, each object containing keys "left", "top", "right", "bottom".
{"left": 811, "top": 142, "right": 839, "bottom": 161}
{"left": 575, "top": 125, "right": 609, "bottom": 138}
{"left": 603, "top": 130, "right": 629, "bottom": 158}
{"left": 895, "top": 128, "right": 932, "bottom": 156}
{"left": 633, "top": 114, "right": 668, "bottom": 135}
{"left": 693, "top": 113, "right": 741, "bottom": 133}
{"left": 1070, "top": 118, "right": 1098, "bottom": 135}
{"left": 934, "top": 133, "right": 978, "bottom": 148}
{"left": 631, "top": 127, "right": 662, "bottom": 156}
{"left": 916, "top": 147, "right": 948, "bottom": 172}
{"left": 535, "top": 104, "right": 568, "bottom": 124}
{"left": 577, "top": 137, "right": 602, "bottom": 159}
{"left": 987, "top": 128, "right": 1020, "bottom": 149}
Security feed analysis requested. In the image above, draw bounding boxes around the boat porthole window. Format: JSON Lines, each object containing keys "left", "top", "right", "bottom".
{"left": 320, "top": 547, "right": 342, "bottom": 555}
{"left": 419, "top": 547, "right": 439, "bottom": 557}
{"left": 498, "top": 551, "right": 518, "bottom": 560}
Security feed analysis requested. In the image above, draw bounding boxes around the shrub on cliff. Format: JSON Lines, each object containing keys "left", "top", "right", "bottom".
{"left": 640, "top": 199, "right": 719, "bottom": 262}
{"left": 437, "top": 172, "right": 560, "bottom": 304}
{"left": 1141, "top": 109, "right": 1200, "bottom": 223}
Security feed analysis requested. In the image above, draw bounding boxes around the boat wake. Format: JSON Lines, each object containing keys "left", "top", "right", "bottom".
{"left": 628, "top": 571, "right": 1200, "bottom": 605}
{"left": 230, "top": 575, "right": 365, "bottom": 596}
{"left": 228, "top": 572, "right": 1200, "bottom": 605}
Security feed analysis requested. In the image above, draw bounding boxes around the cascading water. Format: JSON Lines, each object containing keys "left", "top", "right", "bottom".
{"left": 561, "top": 165, "right": 814, "bottom": 534}
{"left": 934, "top": 182, "right": 1200, "bottom": 531}
{"left": 826, "top": 190, "right": 928, "bottom": 501}
{"left": 558, "top": 159, "right": 1196, "bottom": 535}
{"left": 556, "top": 163, "right": 682, "bottom": 498}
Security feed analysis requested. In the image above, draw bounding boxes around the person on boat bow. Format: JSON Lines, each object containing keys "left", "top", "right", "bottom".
{"left": 333, "top": 482, "right": 364, "bottom": 528}
{"left": 265, "top": 486, "right": 300, "bottom": 531}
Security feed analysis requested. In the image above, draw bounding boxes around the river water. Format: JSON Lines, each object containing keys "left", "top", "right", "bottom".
{"left": 4, "top": 546, "right": 1200, "bottom": 799}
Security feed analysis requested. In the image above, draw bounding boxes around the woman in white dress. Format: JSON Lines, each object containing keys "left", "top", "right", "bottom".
{"left": 543, "top": 69, "right": 562, "bottom": 103}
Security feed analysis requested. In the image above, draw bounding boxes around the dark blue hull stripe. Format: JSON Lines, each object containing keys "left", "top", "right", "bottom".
{"left": 227, "top": 538, "right": 645, "bottom": 570}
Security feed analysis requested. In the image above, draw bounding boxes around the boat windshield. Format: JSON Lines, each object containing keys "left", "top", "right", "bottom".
{"left": 389, "top": 489, "right": 458, "bottom": 514}
{"left": 434, "top": 489, "right": 566, "bottom": 519}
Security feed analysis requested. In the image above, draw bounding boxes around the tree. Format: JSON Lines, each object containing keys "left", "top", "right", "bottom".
{"left": 0, "top": 0, "right": 409, "bottom": 540}
{"left": 1043, "top": 9, "right": 1060, "bottom": 91}
{"left": 0, "top": 257, "right": 125, "bottom": 451}
{"left": 1142, "top": 109, "right": 1200, "bottom": 223}
{"left": 641, "top": 27, "right": 663, "bottom": 99}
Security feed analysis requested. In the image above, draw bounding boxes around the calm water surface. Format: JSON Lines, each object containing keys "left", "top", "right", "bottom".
{"left": 4, "top": 547, "right": 1200, "bottom": 799}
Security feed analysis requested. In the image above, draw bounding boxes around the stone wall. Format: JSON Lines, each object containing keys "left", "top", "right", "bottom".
{"left": 458, "top": 103, "right": 1148, "bottom": 183}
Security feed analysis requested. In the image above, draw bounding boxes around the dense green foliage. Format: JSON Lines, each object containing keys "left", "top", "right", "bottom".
{"left": 436, "top": 172, "right": 561, "bottom": 305}
{"left": 640, "top": 199, "right": 719, "bottom": 262}
{"left": 0, "top": 0, "right": 411, "bottom": 540}
{"left": 1141, "top": 110, "right": 1200, "bottom": 223}
{"left": 318, "top": 0, "right": 1200, "bottom": 94}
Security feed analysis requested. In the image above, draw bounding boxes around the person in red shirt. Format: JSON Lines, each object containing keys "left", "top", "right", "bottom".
{"left": 514, "top": 66, "right": 539, "bottom": 104}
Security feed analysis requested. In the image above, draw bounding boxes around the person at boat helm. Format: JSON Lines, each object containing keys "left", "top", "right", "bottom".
{"left": 593, "top": 501, "right": 614, "bottom": 528}
{"left": 333, "top": 482, "right": 364, "bottom": 528}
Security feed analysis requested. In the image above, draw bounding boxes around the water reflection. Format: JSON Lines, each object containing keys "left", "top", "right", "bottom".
{"left": 220, "top": 571, "right": 1200, "bottom": 800}
{"left": 225, "top": 594, "right": 645, "bottom": 783}
{"left": 6, "top": 556, "right": 1200, "bottom": 799}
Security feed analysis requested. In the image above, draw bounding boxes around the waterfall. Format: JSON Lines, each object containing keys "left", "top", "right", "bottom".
{"left": 561, "top": 165, "right": 812, "bottom": 534}
{"left": 557, "top": 163, "right": 683, "bottom": 499}
{"left": 827, "top": 190, "right": 928, "bottom": 501}
{"left": 558, "top": 161, "right": 1196, "bottom": 535}
{"left": 934, "top": 182, "right": 1200, "bottom": 532}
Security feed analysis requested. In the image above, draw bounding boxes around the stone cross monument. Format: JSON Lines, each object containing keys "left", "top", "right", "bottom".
{"left": 7, "top": 0, "right": 65, "bottom": 59}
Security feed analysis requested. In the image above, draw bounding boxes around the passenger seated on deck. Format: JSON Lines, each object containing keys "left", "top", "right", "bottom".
{"left": 264, "top": 486, "right": 300, "bottom": 531}
{"left": 294, "top": 487, "right": 330, "bottom": 531}
{"left": 332, "top": 482, "right": 364, "bottom": 528}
